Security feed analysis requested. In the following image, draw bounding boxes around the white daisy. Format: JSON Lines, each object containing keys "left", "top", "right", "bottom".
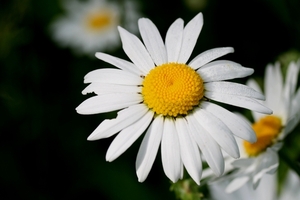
{"left": 50, "top": 0, "right": 140, "bottom": 55}
{"left": 208, "top": 169, "right": 300, "bottom": 200}
{"left": 223, "top": 60, "right": 300, "bottom": 193}
{"left": 76, "top": 12, "right": 272, "bottom": 184}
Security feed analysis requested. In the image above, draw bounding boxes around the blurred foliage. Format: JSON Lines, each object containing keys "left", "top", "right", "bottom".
{"left": 170, "top": 178, "right": 205, "bottom": 200}
{"left": 1, "top": 0, "right": 300, "bottom": 199}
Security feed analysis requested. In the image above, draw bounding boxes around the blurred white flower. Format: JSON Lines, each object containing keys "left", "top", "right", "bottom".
{"left": 76, "top": 12, "right": 272, "bottom": 184}
{"left": 208, "top": 169, "right": 300, "bottom": 200}
{"left": 50, "top": 0, "right": 140, "bottom": 55}
{"left": 219, "top": 60, "right": 300, "bottom": 193}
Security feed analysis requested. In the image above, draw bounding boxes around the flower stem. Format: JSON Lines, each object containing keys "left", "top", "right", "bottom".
{"left": 278, "top": 146, "right": 300, "bottom": 177}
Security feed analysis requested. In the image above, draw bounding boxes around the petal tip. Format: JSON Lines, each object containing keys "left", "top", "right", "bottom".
{"left": 248, "top": 134, "right": 257, "bottom": 143}
{"left": 117, "top": 26, "right": 125, "bottom": 33}
{"left": 232, "top": 151, "right": 240, "bottom": 159}
{"left": 137, "top": 173, "right": 146, "bottom": 183}
{"left": 75, "top": 107, "right": 83, "bottom": 114}
{"left": 248, "top": 68, "right": 254, "bottom": 74}
{"left": 196, "top": 12, "right": 203, "bottom": 19}
{"left": 87, "top": 134, "right": 98, "bottom": 141}
{"left": 95, "top": 52, "right": 101, "bottom": 58}
{"left": 105, "top": 150, "right": 118, "bottom": 162}
{"left": 265, "top": 108, "right": 273, "bottom": 115}
{"left": 194, "top": 179, "right": 200, "bottom": 185}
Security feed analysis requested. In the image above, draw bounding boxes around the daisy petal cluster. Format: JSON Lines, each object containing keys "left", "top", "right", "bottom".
{"left": 208, "top": 169, "right": 300, "bottom": 200}
{"left": 50, "top": 0, "right": 140, "bottom": 55}
{"left": 76, "top": 12, "right": 272, "bottom": 184}
{"left": 222, "top": 60, "right": 300, "bottom": 193}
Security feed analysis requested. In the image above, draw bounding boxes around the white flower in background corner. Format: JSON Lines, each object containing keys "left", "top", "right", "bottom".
{"left": 50, "top": 0, "right": 140, "bottom": 55}
{"left": 208, "top": 169, "right": 300, "bottom": 200}
{"left": 223, "top": 60, "right": 300, "bottom": 193}
{"left": 76, "top": 12, "right": 272, "bottom": 184}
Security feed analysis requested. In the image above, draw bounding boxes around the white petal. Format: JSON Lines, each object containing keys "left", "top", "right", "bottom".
{"left": 205, "top": 81, "right": 265, "bottom": 100}
{"left": 177, "top": 13, "right": 203, "bottom": 63}
{"left": 254, "top": 174, "right": 277, "bottom": 200}
{"left": 175, "top": 117, "right": 202, "bottom": 185}
{"left": 138, "top": 18, "right": 167, "bottom": 65}
{"left": 283, "top": 61, "right": 300, "bottom": 116}
{"left": 105, "top": 110, "right": 154, "bottom": 162}
{"left": 188, "top": 47, "right": 234, "bottom": 70}
{"left": 209, "top": 178, "right": 248, "bottom": 200}
{"left": 84, "top": 68, "right": 143, "bottom": 85}
{"left": 252, "top": 149, "right": 279, "bottom": 189}
{"left": 231, "top": 158, "right": 255, "bottom": 168}
{"left": 284, "top": 101, "right": 300, "bottom": 138}
{"left": 247, "top": 78, "right": 263, "bottom": 94}
{"left": 202, "top": 155, "right": 235, "bottom": 180}
{"left": 226, "top": 176, "right": 250, "bottom": 193}
{"left": 161, "top": 117, "right": 183, "bottom": 183}
{"left": 165, "top": 18, "right": 184, "bottom": 62}
{"left": 264, "top": 63, "right": 284, "bottom": 115}
{"left": 234, "top": 131, "right": 251, "bottom": 157}
{"left": 193, "top": 107, "right": 240, "bottom": 158}
{"left": 118, "top": 26, "right": 154, "bottom": 75}
{"left": 95, "top": 52, "right": 142, "bottom": 75}
{"left": 187, "top": 114, "right": 224, "bottom": 176}
{"left": 205, "top": 91, "right": 273, "bottom": 114}
{"left": 76, "top": 93, "right": 142, "bottom": 115}
{"left": 280, "top": 169, "right": 300, "bottom": 200}
{"left": 270, "top": 142, "right": 283, "bottom": 152}
{"left": 284, "top": 61, "right": 300, "bottom": 100}
{"left": 200, "top": 101, "right": 256, "bottom": 143}
{"left": 82, "top": 82, "right": 141, "bottom": 95}
{"left": 87, "top": 104, "right": 149, "bottom": 140}
{"left": 290, "top": 87, "right": 300, "bottom": 121}
{"left": 198, "top": 60, "right": 254, "bottom": 82}
{"left": 136, "top": 115, "right": 163, "bottom": 182}
{"left": 246, "top": 79, "right": 265, "bottom": 122}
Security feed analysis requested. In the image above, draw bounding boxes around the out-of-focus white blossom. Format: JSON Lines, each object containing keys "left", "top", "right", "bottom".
{"left": 50, "top": 0, "right": 140, "bottom": 55}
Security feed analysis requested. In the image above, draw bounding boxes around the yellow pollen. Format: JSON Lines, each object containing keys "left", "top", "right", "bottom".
{"left": 142, "top": 63, "right": 204, "bottom": 117}
{"left": 243, "top": 115, "right": 282, "bottom": 157}
{"left": 86, "top": 12, "right": 111, "bottom": 30}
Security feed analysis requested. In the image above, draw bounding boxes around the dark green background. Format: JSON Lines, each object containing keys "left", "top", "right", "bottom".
{"left": 1, "top": 0, "right": 300, "bottom": 199}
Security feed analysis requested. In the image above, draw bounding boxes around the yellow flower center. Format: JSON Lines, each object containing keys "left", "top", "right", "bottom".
{"left": 142, "top": 63, "right": 204, "bottom": 117}
{"left": 243, "top": 115, "right": 282, "bottom": 157}
{"left": 86, "top": 11, "right": 112, "bottom": 31}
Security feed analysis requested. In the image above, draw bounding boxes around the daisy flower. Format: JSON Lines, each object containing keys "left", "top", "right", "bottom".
{"left": 76, "top": 12, "right": 272, "bottom": 184}
{"left": 208, "top": 169, "right": 300, "bottom": 200}
{"left": 50, "top": 0, "right": 140, "bottom": 55}
{"left": 223, "top": 60, "right": 300, "bottom": 193}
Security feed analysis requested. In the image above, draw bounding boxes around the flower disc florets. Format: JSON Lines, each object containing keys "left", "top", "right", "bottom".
{"left": 86, "top": 11, "right": 112, "bottom": 31}
{"left": 142, "top": 62, "right": 204, "bottom": 117}
{"left": 243, "top": 115, "right": 282, "bottom": 156}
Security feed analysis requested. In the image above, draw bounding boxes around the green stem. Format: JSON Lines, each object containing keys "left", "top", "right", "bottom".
{"left": 278, "top": 147, "right": 300, "bottom": 177}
